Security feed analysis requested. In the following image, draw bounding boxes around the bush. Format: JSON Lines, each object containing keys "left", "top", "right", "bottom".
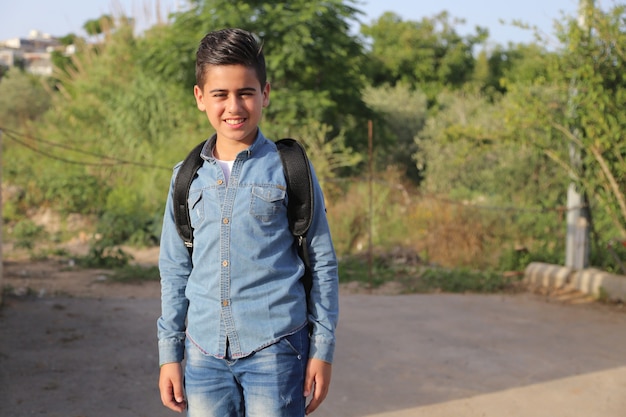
{"left": 12, "top": 220, "right": 46, "bottom": 250}
{"left": 591, "top": 238, "right": 626, "bottom": 274}
{"left": 77, "top": 243, "right": 133, "bottom": 269}
{"left": 338, "top": 255, "right": 395, "bottom": 288}
{"left": 96, "top": 188, "right": 161, "bottom": 246}
{"left": 497, "top": 241, "right": 564, "bottom": 272}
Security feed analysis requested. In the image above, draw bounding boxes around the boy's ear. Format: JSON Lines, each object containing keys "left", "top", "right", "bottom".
{"left": 194, "top": 85, "right": 206, "bottom": 111}
{"left": 263, "top": 82, "right": 271, "bottom": 108}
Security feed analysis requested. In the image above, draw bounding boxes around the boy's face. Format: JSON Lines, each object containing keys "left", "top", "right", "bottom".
{"left": 194, "top": 64, "right": 270, "bottom": 148}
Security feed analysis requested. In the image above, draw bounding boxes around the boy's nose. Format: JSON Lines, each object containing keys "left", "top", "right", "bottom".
{"left": 227, "top": 97, "right": 243, "bottom": 113}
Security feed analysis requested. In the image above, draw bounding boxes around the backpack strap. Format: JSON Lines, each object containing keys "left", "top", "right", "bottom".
{"left": 173, "top": 140, "right": 206, "bottom": 257}
{"left": 275, "top": 138, "right": 314, "bottom": 238}
{"left": 276, "top": 138, "right": 314, "bottom": 296}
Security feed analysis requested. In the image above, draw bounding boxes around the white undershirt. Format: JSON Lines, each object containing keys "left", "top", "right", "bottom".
{"left": 214, "top": 151, "right": 235, "bottom": 185}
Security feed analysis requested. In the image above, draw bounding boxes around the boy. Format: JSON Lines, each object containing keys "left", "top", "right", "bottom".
{"left": 157, "top": 28, "right": 339, "bottom": 417}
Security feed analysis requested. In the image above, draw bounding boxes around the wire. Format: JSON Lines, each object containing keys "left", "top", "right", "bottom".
{"left": 4, "top": 130, "right": 117, "bottom": 167}
{"left": 0, "top": 126, "right": 172, "bottom": 170}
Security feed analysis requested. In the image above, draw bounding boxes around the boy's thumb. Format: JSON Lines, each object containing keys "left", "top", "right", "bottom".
{"left": 303, "top": 374, "right": 313, "bottom": 397}
{"left": 175, "top": 387, "right": 185, "bottom": 403}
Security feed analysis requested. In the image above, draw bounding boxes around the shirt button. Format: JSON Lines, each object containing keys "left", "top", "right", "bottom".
{"left": 222, "top": 260, "right": 228, "bottom": 267}
{"left": 217, "top": 179, "right": 224, "bottom": 185}
{"left": 222, "top": 299, "right": 230, "bottom": 307}
{"left": 223, "top": 218, "right": 229, "bottom": 224}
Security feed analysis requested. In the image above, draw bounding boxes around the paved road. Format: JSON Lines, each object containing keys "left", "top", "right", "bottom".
{"left": 325, "top": 294, "right": 626, "bottom": 417}
{"left": 1, "top": 292, "right": 625, "bottom": 417}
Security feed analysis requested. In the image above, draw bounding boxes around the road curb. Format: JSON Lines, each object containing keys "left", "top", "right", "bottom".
{"left": 524, "top": 262, "right": 626, "bottom": 302}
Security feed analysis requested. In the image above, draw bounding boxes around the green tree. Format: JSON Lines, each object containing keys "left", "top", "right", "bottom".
{"left": 486, "top": 43, "right": 556, "bottom": 95}
{"left": 362, "top": 83, "right": 428, "bottom": 182}
{"left": 139, "top": 0, "right": 370, "bottom": 151}
{"left": 503, "top": 2, "right": 626, "bottom": 261}
{"left": 415, "top": 90, "right": 566, "bottom": 206}
{"left": 83, "top": 14, "right": 114, "bottom": 36}
{"left": 361, "top": 11, "right": 487, "bottom": 99}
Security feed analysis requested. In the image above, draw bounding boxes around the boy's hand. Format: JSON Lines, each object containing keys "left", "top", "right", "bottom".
{"left": 304, "top": 358, "right": 332, "bottom": 415}
{"left": 159, "top": 362, "right": 187, "bottom": 413}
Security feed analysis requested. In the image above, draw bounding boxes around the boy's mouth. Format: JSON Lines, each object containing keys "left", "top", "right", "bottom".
{"left": 225, "top": 118, "right": 246, "bottom": 126}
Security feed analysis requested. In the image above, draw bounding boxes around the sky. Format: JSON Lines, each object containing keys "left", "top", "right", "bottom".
{"left": 0, "top": 0, "right": 582, "bottom": 47}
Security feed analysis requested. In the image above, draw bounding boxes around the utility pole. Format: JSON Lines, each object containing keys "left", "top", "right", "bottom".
{"left": 565, "top": 0, "right": 593, "bottom": 270}
{"left": 0, "top": 129, "right": 3, "bottom": 306}
{"left": 367, "top": 120, "right": 373, "bottom": 289}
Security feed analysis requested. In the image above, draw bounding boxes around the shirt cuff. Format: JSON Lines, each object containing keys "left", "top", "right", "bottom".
{"left": 158, "top": 339, "right": 185, "bottom": 366}
{"left": 309, "top": 335, "right": 335, "bottom": 364}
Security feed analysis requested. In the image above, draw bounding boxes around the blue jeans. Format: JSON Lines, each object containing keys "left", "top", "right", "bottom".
{"left": 184, "top": 325, "right": 310, "bottom": 417}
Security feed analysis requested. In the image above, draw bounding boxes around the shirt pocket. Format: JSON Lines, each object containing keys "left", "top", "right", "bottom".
{"left": 250, "top": 186, "right": 286, "bottom": 222}
{"left": 188, "top": 189, "right": 204, "bottom": 228}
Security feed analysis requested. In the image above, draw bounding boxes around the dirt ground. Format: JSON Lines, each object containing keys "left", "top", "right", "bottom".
{"left": 0, "top": 248, "right": 626, "bottom": 417}
{"left": 0, "top": 246, "right": 408, "bottom": 417}
{"left": 0, "top": 247, "right": 164, "bottom": 417}
{"left": 1, "top": 246, "right": 164, "bottom": 300}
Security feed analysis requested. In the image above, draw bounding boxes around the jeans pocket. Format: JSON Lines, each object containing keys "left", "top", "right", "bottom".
{"left": 281, "top": 326, "right": 310, "bottom": 360}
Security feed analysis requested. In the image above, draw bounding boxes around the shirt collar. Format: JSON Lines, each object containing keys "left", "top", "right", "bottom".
{"left": 200, "top": 129, "right": 265, "bottom": 161}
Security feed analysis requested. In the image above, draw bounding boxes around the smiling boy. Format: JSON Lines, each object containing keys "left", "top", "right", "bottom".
{"left": 157, "top": 28, "right": 339, "bottom": 417}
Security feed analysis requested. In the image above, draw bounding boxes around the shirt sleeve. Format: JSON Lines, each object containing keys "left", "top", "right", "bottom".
{"left": 156, "top": 169, "right": 191, "bottom": 365}
{"left": 305, "top": 165, "right": 340, "bottom": 363}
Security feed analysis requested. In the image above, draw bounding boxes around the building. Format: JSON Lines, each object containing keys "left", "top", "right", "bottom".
{"left": 0, "top": 30, "right": 72, "bottom": 76}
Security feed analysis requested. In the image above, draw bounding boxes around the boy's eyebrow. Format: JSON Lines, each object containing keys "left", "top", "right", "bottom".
{"left": 208, "top": 87, "right": 258, "bottom": 94}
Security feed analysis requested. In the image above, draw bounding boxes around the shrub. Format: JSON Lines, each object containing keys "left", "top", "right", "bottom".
{"left": 12, "top": 220, "right": 46, "bottom": 250}
{"left": 77, "top": 242, "right": 133, "bottom": 268}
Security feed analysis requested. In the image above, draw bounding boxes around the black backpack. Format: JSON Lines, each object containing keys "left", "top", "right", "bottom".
{"left": 172, "top": 138, "right": 314, "bottom": 296}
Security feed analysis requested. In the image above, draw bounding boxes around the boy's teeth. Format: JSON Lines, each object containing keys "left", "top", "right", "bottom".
{"left": 226, "top": 119, "right": 244, "bottom": 125}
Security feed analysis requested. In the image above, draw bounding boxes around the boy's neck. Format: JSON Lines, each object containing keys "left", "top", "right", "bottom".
{"left": 214, "top": 137, "right": 254, "bottom": 161}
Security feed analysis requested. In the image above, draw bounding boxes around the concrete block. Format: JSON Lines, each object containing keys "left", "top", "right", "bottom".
{"left": 571, "top": 269, "right": 626, "bottom": 301}
{"left": 523, "top": 262, "right": 626, "bottom": 302}
{"left": 524, "top": 262, "right": 572, "bottom": 288}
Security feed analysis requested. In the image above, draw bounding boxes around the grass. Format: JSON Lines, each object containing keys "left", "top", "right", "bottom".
{"left": 419, "top": 268, "right": 520, "bottom": 293}
{"left": 338, "top": 254, "right": 522, "bottom": 294}
{"left": 107, "top": 264, "right": 160, "bottom": 283}
{"left": 338, "top": 256, "right": 395, "bottom": 288}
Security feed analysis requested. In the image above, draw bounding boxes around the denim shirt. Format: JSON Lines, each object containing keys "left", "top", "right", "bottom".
{"left": 157, "top": 130, "right": 339, "bottom": 365}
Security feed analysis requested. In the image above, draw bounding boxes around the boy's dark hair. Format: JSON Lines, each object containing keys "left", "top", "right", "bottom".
{"left": 195, "top": 28, "right": 266, "bottom": 89}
